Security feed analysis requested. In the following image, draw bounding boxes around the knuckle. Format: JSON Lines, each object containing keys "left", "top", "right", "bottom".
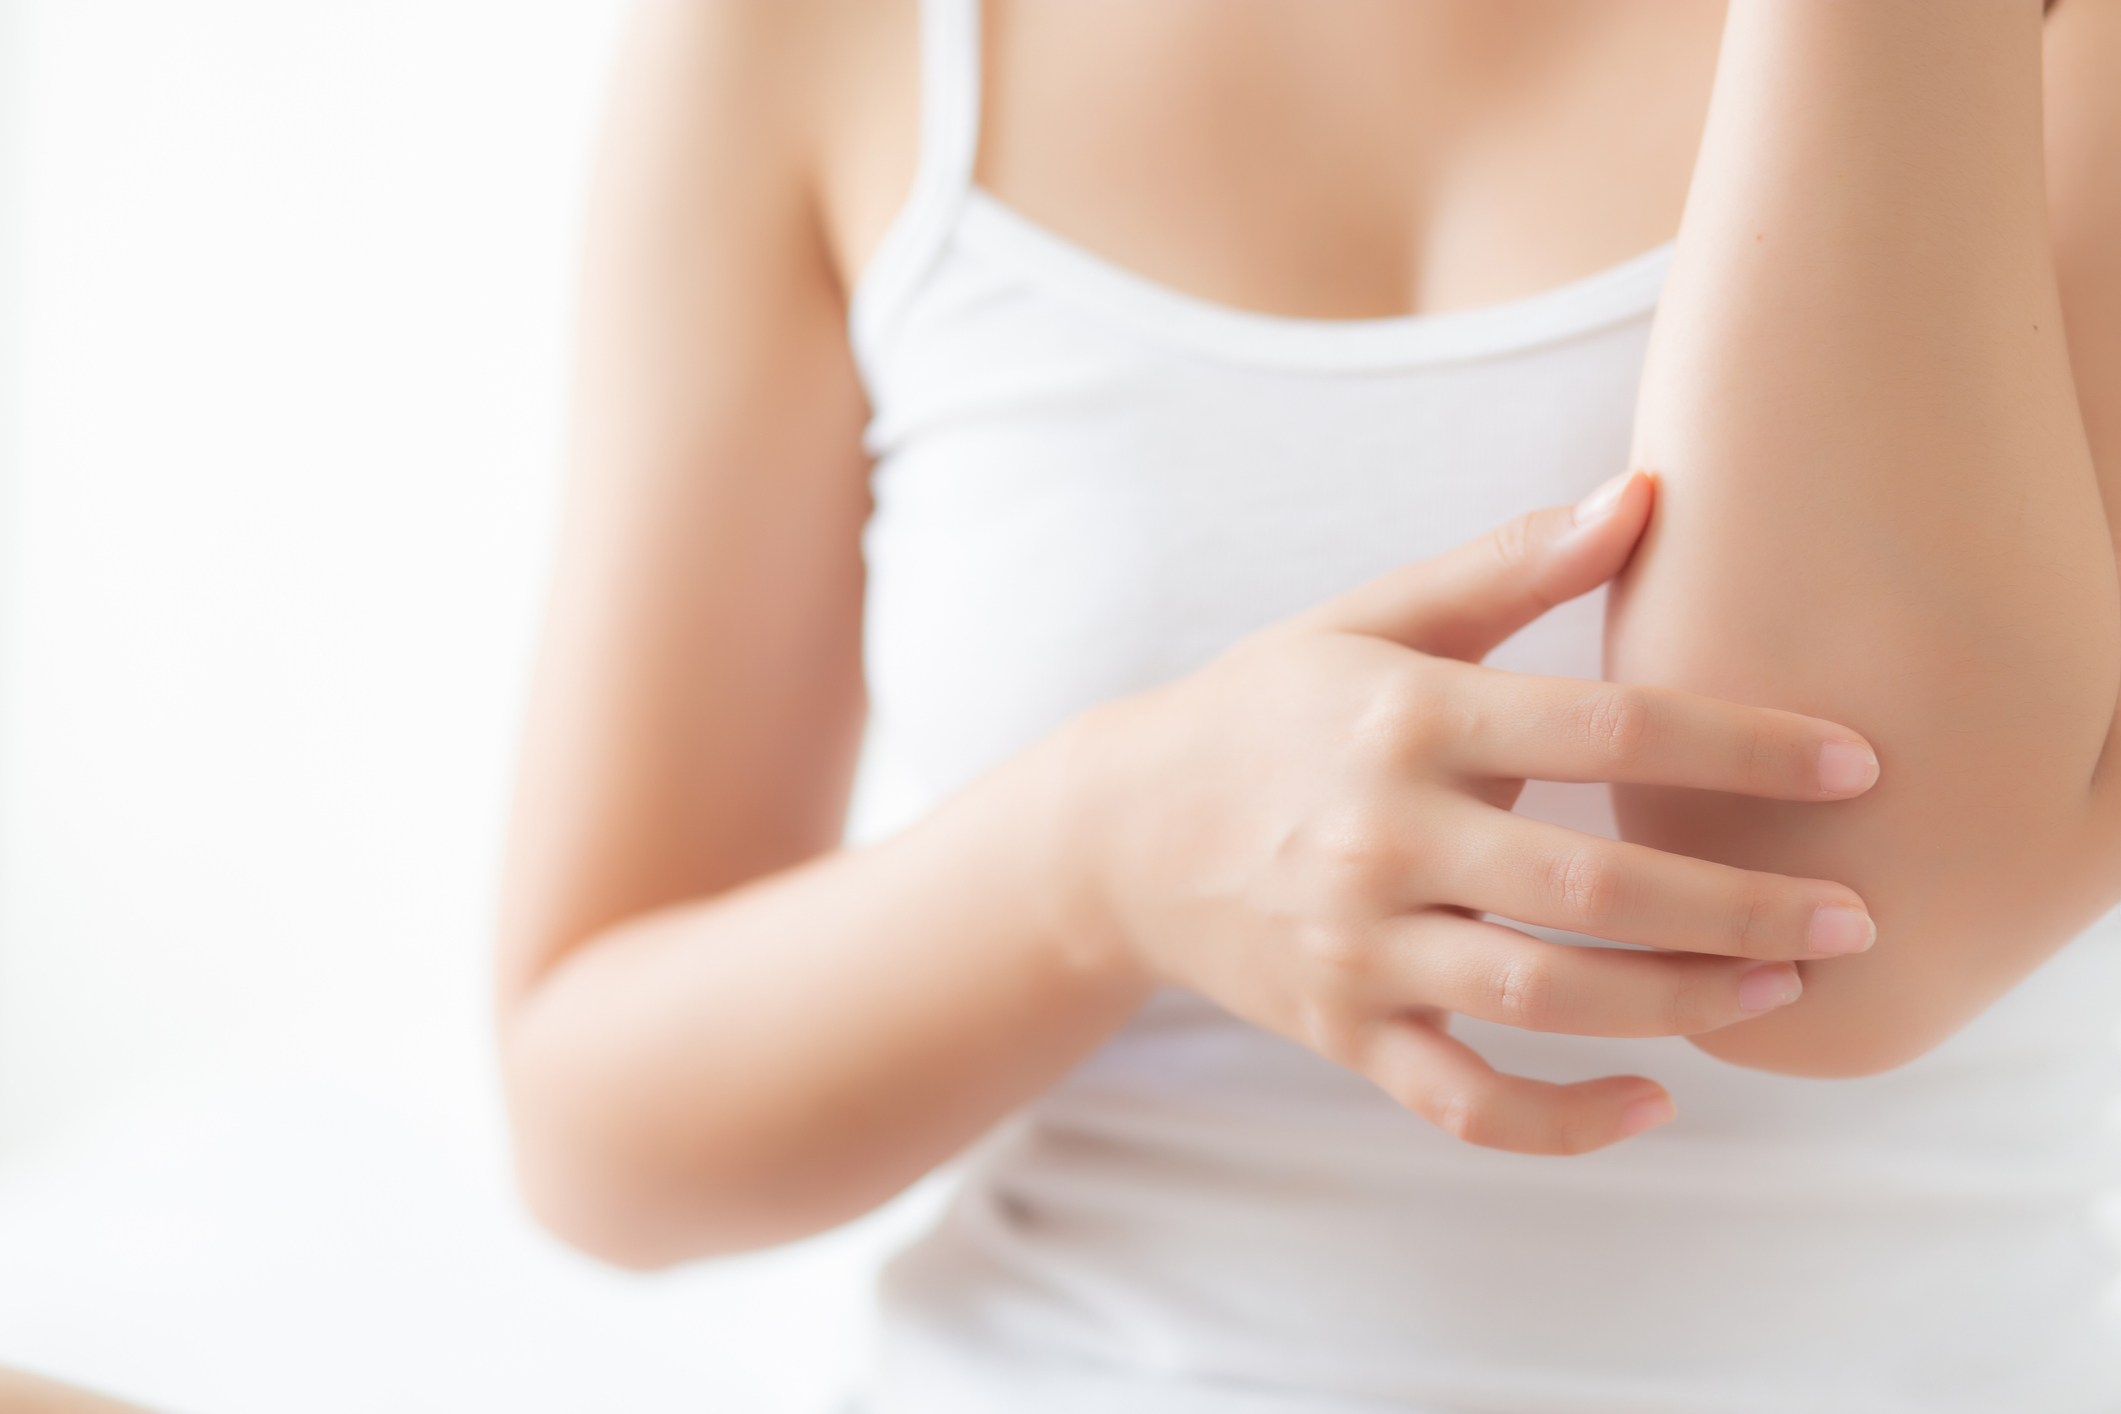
{"left": 1364, "top": 663, "right": 1456, "bottom": 764}
{"left": 1734, "top": 710, "right": 1811, "bottom": 796}
{"left": 1429, "top": 1085, "right": 1486, "bottom": 1145}
{"left": 1488, "top": 513, "right": 1537, "bottom": 575}
{"left": 1727, "top": 878, "right": 1777, "bottom": 958}
{"left": 1577, "top": 684, "right": 1655, "bottom": 764}
{"left": 1666, "top": 963, "right": 1727, "bottom": 1035}
{"left": 1742, "top": 714, "right": 1778, "bottom": 790}
{"left": 1292, "top": 992, "right": 1365, "bottom": 1068}
{"left": 1300, "top": 816, "right": 1403, "bottom": 907}
{"left": 1486, "top": 955, "right": 1558, "bottom": 1032}
{"left": 1543, "top": 848, "right": 1626, "bottom": 929}
{"left": 1384, "top": 658, "right": 1452, "bottom": 713}
{"left": 1293, "top": 918, "right": 1375, "bottom": 989}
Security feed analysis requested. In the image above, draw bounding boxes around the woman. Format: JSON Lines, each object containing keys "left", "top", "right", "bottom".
{"left": 498, "top": 1, "right": 2121, "bottom": 1409}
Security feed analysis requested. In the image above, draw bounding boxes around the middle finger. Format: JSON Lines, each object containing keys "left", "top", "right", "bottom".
{"left": 1434, "top": 803, "right": 1875, "bottom": 959}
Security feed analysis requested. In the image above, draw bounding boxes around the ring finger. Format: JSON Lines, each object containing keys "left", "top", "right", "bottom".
{"left": 1373, "top": 910, "right": 1804, "bottom": 1037}
{"left": 1434, "top": 803, "right": 1873, "bottom": 960}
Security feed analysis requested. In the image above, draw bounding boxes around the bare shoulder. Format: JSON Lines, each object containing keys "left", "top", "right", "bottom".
{"left": 597, "top": 0, "right": 912, "bottom": 262}
{"left": 2045, "top": 0, "right": 2121, "bottom": 476}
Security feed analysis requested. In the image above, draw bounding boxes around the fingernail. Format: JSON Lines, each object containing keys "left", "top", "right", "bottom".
{"left": 1572, "top": 470, "right": 1636, "bottom": 526}
{"left": 1739, "top": 963, "right": 1803, "bottom": 1014}
{"left": 1817, "top": 741, "right": 1879, "bottom": 795}
{"left": 1808, "top": 904, "right": 1875, "bottom": 955}
{"left": 1620, "top": 1094, "right": 1676, "bottom": 1137}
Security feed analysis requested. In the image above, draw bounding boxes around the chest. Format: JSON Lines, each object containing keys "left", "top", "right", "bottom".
{"left": 827, "top": 0, "right": 1725, "bottom": 323}
{"left": 979, "top": 0, "right": 1724, "bottom": 320}
{"left": 856, "top": 221, "right": 1661, "bottom": 812}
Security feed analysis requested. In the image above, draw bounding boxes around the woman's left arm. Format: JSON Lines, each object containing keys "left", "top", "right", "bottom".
{"left": 1607, "top": 0, "right": 2121, "bottom": 1077}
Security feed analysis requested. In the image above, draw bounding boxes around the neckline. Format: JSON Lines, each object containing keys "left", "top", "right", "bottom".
{"left": 950, "top": 187, "right": 1674, "bottom": 373}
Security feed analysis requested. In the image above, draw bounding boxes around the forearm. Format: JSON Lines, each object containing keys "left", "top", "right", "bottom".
{"left": 0, "top": 1369, "right": 161, "bottom": 1414}
{"left": 1608, "top": 0, "right": 2121, "bottom": 1075}
{"left": 500, "top": 720, "right": 1148, "bottom": 1269}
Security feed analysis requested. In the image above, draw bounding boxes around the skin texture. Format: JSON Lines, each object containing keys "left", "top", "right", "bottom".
{"left": 1065, "top": 473, "right": 1874, "bottom": 1153}
{"left": 1609, "top": 0, "right": 2121, "bottom": 1076}
{"left": 496, "top": 0, "right": 2121, "bottom": 1267}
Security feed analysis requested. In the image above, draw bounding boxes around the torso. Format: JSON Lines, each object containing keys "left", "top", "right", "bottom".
{"left": 812, "top": 0, "right": 2115, "bottom": 402}
{"left": 829, "top": 5, "right": 2121, "bottom": 1407}
{"left": 819, "top": 0, "right": 1726, "bottom": 320}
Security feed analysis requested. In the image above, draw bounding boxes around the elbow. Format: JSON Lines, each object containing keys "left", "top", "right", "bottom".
{"left": 513, "top": 1156, "right": 695, "bottom": 1273}
{"left": 1683, "top": 869, "right": 2120, "bottom": 1081}
{"left": 495, "top": 949, "right": 912, "bottom": 1266}
{"left": 497, "top": 1005, "right": 696, "bottom": 1268}
{"left": 503, "top": 1083, "right": 710, "bottom": 1271}
{"left": 499, "top": 1038, "right": 720, "bottom": 1270}
{"left": 505, "top": 1097, "right": 806, "bottom": 1270}
{"left": 500, "top": 1042, "right": 846, "bottom": 1269}
{"left": 507, "top": 1122, "right": 859, "bottom": 1270}
{"left": 1619, "top": 781, "right": 2121, "bottom": 1082}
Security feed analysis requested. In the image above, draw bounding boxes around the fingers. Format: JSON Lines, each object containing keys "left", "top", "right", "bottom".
{"left": 1429, "top": 662, "right": 1880, "bottom": 801}
{"left": 1438, "top": 806, "right": 1872, "bottom": 959}
{"left": 1304, "top": 470, "right": 1655, "bottom": 662}
{"left": 1366, "top": 912, "right": 1806, "bottom": 1036}
{"left": 1356, "top": 1010, "right": 1673, "bottom": 1156}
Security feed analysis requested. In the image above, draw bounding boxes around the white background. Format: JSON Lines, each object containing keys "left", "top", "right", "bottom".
{"left": 0, "top": 3, "right": 940, "bottom": 1409}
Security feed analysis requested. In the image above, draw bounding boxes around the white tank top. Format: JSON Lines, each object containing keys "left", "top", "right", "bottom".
{"left": 848, "top": 4, "right": 2121, "bottom": 1410}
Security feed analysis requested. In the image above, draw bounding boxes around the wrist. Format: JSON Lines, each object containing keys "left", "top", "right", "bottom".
{"left": 1014, "top": 700, "right": 1155, "bottom": 996}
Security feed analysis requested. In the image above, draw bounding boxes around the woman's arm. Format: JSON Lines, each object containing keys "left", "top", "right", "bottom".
{"left": 498, "top": 0, "right": 1203, "bottom": 1270}
{"left": 1608, "top": 0, "right": 2121, "bottom": 1077}
{"left": 0, "top": 1368, "right": 160, "bottom": 1414}
{"left": 499, "top": 0, "right": 1907, "bottom": 1272}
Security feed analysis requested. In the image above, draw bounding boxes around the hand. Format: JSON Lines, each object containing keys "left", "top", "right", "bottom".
{"left": 1062, "top": 472, "right": 1880, "bottom": 1155}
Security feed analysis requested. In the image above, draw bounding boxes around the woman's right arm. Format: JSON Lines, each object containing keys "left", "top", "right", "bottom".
{"left": 496, "top": 0, "right": 1154, "bottom": 1269}
{"left": 500, "top": 0, "right": 1883, "bottom": 1273}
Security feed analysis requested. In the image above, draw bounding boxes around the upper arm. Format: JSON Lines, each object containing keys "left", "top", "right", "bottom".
{"left": 496, "top": 1, "right": 905, "bottom": 1005}
{"left": 2049, "top": 0, "right": 2121, "bottom": 565}
{"left": 2044, "top": 2, "right": 2121, "bottom": 820}
{"left": 1608, "top": 2, "right": 2121, "bottom": 1079}
{"left": 1684, "top": 5, "right": 2121, "bottom": 1076}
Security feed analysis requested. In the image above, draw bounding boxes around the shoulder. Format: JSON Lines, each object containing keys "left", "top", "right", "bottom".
{"left": 594, "top": 1, "right": 915, "bottom": 298}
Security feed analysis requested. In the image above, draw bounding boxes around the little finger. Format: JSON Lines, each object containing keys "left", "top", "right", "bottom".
{"left": 1355, "top": 1010, "right": 1675, "bottom": 1155}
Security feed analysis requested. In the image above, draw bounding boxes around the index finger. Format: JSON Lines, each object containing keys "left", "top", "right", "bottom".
{"left": 1430, "top": 663, "right": 1879, "bottom": 800}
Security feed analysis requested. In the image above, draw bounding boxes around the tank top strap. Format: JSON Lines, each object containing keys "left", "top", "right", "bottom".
{"left": 849, "top": 0, "right": 984, "bottom": 363}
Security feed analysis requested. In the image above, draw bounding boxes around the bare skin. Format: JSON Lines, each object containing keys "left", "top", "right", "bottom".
{"left": 0, "top": 1369, "right": 160, "bottom": 1414}
{"left": 1611, "top": 0, "right": 2121, "bottom": 1075}
{"left": 497, "top": 0, "right": 2121, "bottom": 1268}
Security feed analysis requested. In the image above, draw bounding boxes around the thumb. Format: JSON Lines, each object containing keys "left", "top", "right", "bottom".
{"left": 1305, "top": 470, "right": 1655, "bottom": 662}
